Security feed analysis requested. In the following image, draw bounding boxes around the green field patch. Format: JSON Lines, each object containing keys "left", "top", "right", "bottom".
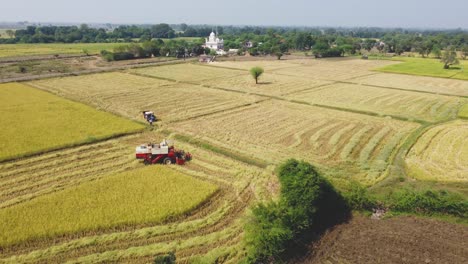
{"left": 459, "top": 104, "right": 468, "bottom": 119}
{"left": 0, "top": 83, "right": 144, "bottom": 161}
{"left": 375, "top": 57, "right": 468, "bottom": 80}
{"left": 0, "top": 43, "right": 132, "bottom": 57}
{"left": 0, "top": 166, "right": 218, "bottom": 247}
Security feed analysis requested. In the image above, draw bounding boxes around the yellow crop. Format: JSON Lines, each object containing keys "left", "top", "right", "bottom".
{"left": 0, "top": 83, "right": 144, "bottom": 161}
{"left": 0, "top": 165, "right": 218, "bottom": 247}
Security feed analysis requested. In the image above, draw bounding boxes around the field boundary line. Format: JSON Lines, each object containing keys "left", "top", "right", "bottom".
{"left": 288, "top": 99, "right": 429, "bottom": 125}
{"left": 338, "top": 80, "right": 468, "bottom": 99}
{"left": 373, "top": 68, "right": 467, "bottom": 81}
{"left": 161, "top": 130, "right": 269, "bottom": 169}
{"left": 168, "top": 98, "right": 270, "bottom": 123}
{"left": 281, "top": 81, "right": 339, "bottom": 96}
{"left": 0, "top": 59, "right": 191, "bottom": 84}
{"left": 0, "top": 131, "right": 142, "bottom": 164}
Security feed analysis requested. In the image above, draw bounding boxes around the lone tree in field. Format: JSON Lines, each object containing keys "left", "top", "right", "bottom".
{"left": 441, "top": 46, "right": 459, "bottom": 69}
{"left": 461, "top": 45, "right": 468, "bottom": 60}
{"left": 250, "top": 66, "right": 264, "bottom": 84}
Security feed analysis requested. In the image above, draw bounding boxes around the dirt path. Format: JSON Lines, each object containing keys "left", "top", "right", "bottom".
{"left": 296, "top": 215, "right": 467, "bottom": 264}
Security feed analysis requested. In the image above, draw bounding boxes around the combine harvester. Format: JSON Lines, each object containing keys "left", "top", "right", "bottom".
{"left": 136, "top": 140, "right": 192, "bottom": 165}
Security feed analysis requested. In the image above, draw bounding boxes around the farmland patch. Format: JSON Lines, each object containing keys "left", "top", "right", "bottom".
{"left": 0, "top": 166, "right": 218, "bottom": 247}
{"left": 0, "top": 82, "right": 144, "bottom": 161}
{"left": 171, "top": 100, "right": 419, "bottom": 184}
{"left": 352, "top": 72, "right": 468, "bottom": 97}
{"left": 130, "top": 63, "right": 244, "bottom": 82}
{"left": 287, "top": 83, "right": 463, "bottom": 122}
{"left": 406, "top": 120, "right": 468, "bottom": 182}
{"left": 30, "top": 72, "right": 262, "bottom": 122}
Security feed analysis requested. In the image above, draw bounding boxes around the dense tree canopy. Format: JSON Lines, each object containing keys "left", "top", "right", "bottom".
{"left": 3, "top": 24, "right": 467, "bottom": 60}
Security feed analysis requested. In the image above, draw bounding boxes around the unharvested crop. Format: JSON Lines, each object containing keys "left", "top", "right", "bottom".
{"left": 0, "top": 83, "right": 144, "bottom": 161}
{"left": 0, "top": 165, "right": 218, "bottom": 247}
{"left": 406, "top": 121, "right": 468, "bottom": 182}
{"left": 0, "top": 131, "right": 266, "bottom": 263}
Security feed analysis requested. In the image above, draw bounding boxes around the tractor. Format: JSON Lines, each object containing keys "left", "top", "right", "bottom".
{"left": 135, "top": 140, "right": 192, "bottom": 165}
{"left": 142, "top": 111, "right": 157, "bottom": 125}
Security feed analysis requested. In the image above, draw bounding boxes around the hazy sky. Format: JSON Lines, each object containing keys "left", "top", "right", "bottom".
{"left": 2, "top": 0, "right": 467, "bottom": 29}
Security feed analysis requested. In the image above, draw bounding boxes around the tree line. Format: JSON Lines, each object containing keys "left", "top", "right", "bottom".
{"left": 100, "top": 39, "right": 209, "bottom": 61}
{"left": 2, "top": 24, "right": 467, "bottom": 60}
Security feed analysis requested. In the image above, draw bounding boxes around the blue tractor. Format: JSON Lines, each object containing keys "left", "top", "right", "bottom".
{"left": 142, "top": 111, "right": 157, "bottom": 125}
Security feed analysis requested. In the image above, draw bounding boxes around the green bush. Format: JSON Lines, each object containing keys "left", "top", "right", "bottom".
{"left": 343, "top": 181, "right": 377, "bottom": 211}
{"left": 154, "top": 252, "right": 176, "bottom": 264}
{"left": 389, "top": 189, "right": 467, "bottom": 218}
{"left": 244, "top": 159, "right": 349, "bottom": 263}
{"left": 244, "top": 202, "right": 293, "bottom": 262}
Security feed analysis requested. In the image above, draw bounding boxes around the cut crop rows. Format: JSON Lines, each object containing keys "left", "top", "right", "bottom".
{"left": 170, "top": 100, "right": 419, "bottom": 184}
{"left": 287, "top": 83, "right": 464, "bottom": 122}
{"left": 30, "top": 72, "right": 262, "bottom": 123}
{"left": 0, "top": 132, "right": 269, "bottom": 263}
{"left": 406, "top": 120, "right": 468, "bottom": 182}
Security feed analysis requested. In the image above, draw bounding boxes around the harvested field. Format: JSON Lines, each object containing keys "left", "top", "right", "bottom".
{"left": 270, "top": 58, "right": 396, "bottom": 81}
{"left": 352, "top": 72, "right": 468, "bottom": 97}
{"left": 130, "top": 63, "right": 244, "bottom": 82}
{"left": 0, "top": 166, "right": 218, "bottom": 247}
{"left": 211, "top": 60, "right": 301, "bottom": 71}
{"left": 171, "top": 100, "right": 419, "bottom": 184}
{"left": 2, "top": 58, "right": 467, "bottom": 263}
{"left": 204, "top": 73, "right": 333, "bottom": 96}
{"left": 0, "top": 82, "right": 144, "bottom": 161}
{"left": 30, "top": 72, "right": 262, "bottom": 122}
{"left": 295, "top": 215, "right": 468, "bottom": 264}
{"left": 406, "top": 120, "right": 468, "bottom": 182}
{"left": 287, "top": 83, "right": 463, "bottom": 122}
{"left": 0, "top": 131, "right": 268, "bottom": 263}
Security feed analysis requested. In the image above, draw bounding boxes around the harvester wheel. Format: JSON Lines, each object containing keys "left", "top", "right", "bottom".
{"left": 163, "top": 158, "right": 172, "bottom": 165}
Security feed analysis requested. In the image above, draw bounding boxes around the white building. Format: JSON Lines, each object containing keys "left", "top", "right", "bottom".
{"left": 204, "top": 32, "right": 224, "bottom": 54}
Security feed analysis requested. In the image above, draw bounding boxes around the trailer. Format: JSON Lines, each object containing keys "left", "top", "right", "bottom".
{"left": 135, "top": 140, "right": 192, "bottom": 165}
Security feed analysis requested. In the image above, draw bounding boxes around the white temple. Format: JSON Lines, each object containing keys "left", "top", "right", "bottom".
{"left": 204, "top": 32, "right": 225, "bottom": 54}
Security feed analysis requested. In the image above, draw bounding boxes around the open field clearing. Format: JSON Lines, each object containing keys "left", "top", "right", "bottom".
{"left": 130, "top": 63, "right": 245, "bottom": 82}
{"left": 0, "top": 43, "right": 132, "bottom": 58}
{"left": 406, "top": 121, "right": 468, "bottom": 182}
{"left": 287, "top": 83, "right": 464, "bottom": 122}
{"left": 352, "top": 72, "right": 468, "bottom": 97}
{"left": 204, "top": 72, "right": 333, "bottom": 96}
{"left": 0, "top": 166, "right": 218, "bottom": 247}
{"left": 374, "top": 57, "right": 468, "bottom": 80}
{"left": 295, "top": 215, "right": 468, "bottom": 264}
{"left": 170, "top": 100, "right": 419, "bottom": 184}
{"left": 0, "top": 82, "right": 144, "bottom": 161}
{"left": 30, "top": 72, "right": 262, "bottom": 122}
{"left": 266, "top": 58, "right": 396, "bottom": 81}
{"left": 0, "top": 131, "right": 269, "bottom": 263}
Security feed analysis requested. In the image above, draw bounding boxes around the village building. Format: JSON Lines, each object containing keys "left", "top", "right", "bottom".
{"left": 204, "top": 32, "right": 225, "bottom": 55}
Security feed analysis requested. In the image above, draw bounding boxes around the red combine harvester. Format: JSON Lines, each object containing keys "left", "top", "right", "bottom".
{"left": 135, "top": 140, "right": 192, "bottom": 165}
